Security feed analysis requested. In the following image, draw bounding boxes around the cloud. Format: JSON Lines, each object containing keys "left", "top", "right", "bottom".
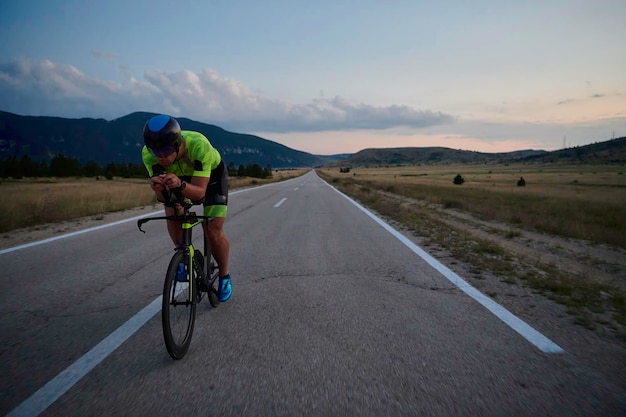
{"left": 0, "top": 58, "right": 455, "bottom": 133}
{"left": 0, "top": 59, "right": 135, "bottom": 116}
{"left": 228, "top": 96, "right": 454, "bottom": 133}
{"left": 557, "top": 93, "right": 614, "bottom": 105}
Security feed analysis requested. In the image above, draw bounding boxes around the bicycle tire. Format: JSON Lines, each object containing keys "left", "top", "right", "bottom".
{"left": 162, "top": 251, "right": 196, "bottom": 360}
{"left": 202, "top": 229, "right": 220, "bottom": 308}
{"left": 206, "top": 255, "right": 220, "bottom": 308}
{"left": 192, "top": 251, "right": 206, "bottom": 303}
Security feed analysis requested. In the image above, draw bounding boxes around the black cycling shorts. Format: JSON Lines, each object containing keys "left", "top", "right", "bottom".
{"left": 172, "top": 160, "right": 228, "bottom": 217}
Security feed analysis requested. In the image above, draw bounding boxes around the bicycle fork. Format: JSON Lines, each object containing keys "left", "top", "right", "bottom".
{"left": 179, "top": 221, "right": 200, "bottom": 304}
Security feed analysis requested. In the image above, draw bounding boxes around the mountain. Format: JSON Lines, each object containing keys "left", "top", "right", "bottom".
{"left": 339, "top": 147, "right": 546, "bottom": 166}
{"left": 2, "top": 110, "right": 623, "bottom": 168}
{"left": 338, "top": 137, "right": 626, "bottom": 166}
{"left": 516, "top": 136, "right": 626, "bottom": 164}
{"left": 0, "top": 111, "right": 344, "bottom": 168}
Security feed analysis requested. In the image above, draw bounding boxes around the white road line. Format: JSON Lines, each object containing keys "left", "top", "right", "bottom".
{"left": 6, "top": 297, "right": 162, "bottom": 417}
{"left": 294, "top": 187, "right": 299, "bottom": 191}
{"left": 274, "top": 197, "right": 287, "bottom": 208}
{"left": 0, "top": 213, "right": 163, "bottom": 256}
{"left": 323, "top": 179, "right": 564, "bottom": 354}
{"left": 0, "top": 187, "right": 260, "bottom": 255}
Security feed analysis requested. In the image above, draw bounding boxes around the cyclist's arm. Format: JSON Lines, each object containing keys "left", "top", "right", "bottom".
{"left": 150, "top": 175, "right": 168, "bottom": 202}
{"left": 159, "top": 172, "right": 209, "bottom": 202}
{"left": 184, "top": 176, "right": 209, "bottom": 201}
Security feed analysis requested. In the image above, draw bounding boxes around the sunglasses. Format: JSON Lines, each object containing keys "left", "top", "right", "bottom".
{"left": 149, "top": 145, "right": 175, "bottom": 158}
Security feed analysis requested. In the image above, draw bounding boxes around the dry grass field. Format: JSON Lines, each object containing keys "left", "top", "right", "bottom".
{"left": 0, "top": 178, "right": 154, "bottom": 232}
{"left": 0, "top": 169, "right": 307, "bottom": 233}
{"left": 317, "top": 164, "right": 626, "bottom": 341}
{"left": 322, "top": 164, "right": 625, "bottom": 247}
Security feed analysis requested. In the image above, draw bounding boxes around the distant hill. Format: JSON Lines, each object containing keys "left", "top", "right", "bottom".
{"left": 516, "top": 137, "right": 626, "bottom": 164}
{"left": 0, "top": 111, "right": 344, "bottom": 168}
{"left": 338, "top": 137, "right": 626, "bottom": 166}
{"left": 340, "top": 147, "right": 546, "bottom": 166}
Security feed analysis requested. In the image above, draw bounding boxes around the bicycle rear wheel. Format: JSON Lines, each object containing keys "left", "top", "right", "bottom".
{"left": 162, "top": 251, "right": 196, "bottom": 360}
{"left": 193, "top": 250, "right": 220, "bottom": 307}
{"left": 206, "top": 254, "right": 220, "bottom": 308}
{"left": 202, "top": 229, "right": 220, "bottom": 308}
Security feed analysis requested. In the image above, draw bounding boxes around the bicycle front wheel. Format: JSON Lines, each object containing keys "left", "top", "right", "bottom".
{"left": 162, "top": 251, "right": 196, "bottom": 360}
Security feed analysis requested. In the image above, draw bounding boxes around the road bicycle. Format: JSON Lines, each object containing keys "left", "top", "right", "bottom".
{"left": 137, "top": 191, "right": 220, "bottom": 360}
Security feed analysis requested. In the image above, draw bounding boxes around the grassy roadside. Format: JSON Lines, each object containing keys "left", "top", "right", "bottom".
{"left": 0, "top": 169, "right": 308, "bottom": 233}
{"left": 324, "top": 165, "right": 626, "bottom": 248}
{"left": 317, "top": 166, "right": 626, "bottom": 341}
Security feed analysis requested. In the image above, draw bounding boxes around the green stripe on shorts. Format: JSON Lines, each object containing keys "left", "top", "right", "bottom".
{"left": 204, "top": 205, "right": 227, "bottom": 218}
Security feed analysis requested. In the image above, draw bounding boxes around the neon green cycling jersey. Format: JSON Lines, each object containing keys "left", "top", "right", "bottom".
{"left": 142, "top": 131, "right": 221, "bottom": 178}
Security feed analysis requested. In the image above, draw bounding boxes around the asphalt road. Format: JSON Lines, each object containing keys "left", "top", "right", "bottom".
{"left": 1, "top": 170, "right": 624, "bottom": 416}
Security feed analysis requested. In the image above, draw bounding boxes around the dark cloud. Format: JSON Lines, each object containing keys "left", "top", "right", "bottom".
{"left": 0, "top": 58, "right": 455, "bottom": 132}
{"left": 233, "top": 97, "right": 454, "bottom": 132}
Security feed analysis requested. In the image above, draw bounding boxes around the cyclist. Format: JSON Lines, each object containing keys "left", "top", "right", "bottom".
{"left": 141, "top": 114, "right": 232, "bottom": 302}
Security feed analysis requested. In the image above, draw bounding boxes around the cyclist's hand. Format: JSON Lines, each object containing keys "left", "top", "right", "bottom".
{"left": 150, "top": 175, "right": 165, "bottom": 192}
{"left": 162, "top": 173, "right": 183, "bottom": 190}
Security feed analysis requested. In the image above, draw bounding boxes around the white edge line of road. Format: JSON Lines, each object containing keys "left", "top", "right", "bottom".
{"left": 0, "top": 183, "right": 276, "bottom": 255}
{"left": 4, "top": 179, "right": 301, "bottom": 417}
{"left": 0, "top": 215, "right": 163, "bottom": 256}
{"left": 322, "top": 178, "right": 565, "bottom": 355}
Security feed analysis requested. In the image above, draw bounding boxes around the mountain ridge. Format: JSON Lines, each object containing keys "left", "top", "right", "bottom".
{"left": 1, "top": 111, "right": 624, "bottom": 167}
{"left": 338, "top": 137, "right": 626, "bottom": 166}
{"left": 0, "top": 111, "right": 344, "bottom": 168}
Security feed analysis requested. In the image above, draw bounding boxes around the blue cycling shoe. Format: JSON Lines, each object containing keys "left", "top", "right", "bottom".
{"left": 175, "top": 263, "right": 188, "bottom": 282}
{"left": 218, "top": 275, "right": 232, "bottom": 302}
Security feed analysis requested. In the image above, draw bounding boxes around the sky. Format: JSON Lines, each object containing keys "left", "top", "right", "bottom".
{"left": 0, "top": 0, "right": 624, "bottom": 155}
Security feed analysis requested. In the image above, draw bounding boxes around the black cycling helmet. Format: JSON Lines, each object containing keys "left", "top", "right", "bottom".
{"left": 143, "top": 115, "right": 183, "bottom": 156}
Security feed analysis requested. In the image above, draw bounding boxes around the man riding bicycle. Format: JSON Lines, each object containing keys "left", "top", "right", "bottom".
{"left": 141, "top": 114, "right": 232, "bottom": 302}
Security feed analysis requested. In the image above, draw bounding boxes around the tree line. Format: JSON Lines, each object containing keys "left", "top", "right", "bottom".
{"left": 0, "top": 155, "right": 273, "bottom": 179}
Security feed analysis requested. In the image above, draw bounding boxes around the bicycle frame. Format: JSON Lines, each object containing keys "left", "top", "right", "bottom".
{"left": 137, "top": 192, "right": 220, "bottom": 359}
{"left": 179, "top": 214, "right": 202, "bottom": 303}
{"left": 138, "top": 210, "right": 213, "bottom": 297}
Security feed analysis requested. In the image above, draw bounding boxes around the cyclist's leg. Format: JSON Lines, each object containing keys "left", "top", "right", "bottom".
{"left": 164, "top": 205, "right": 184, "bottom": 247}
{"left": 163, "top": 204, "right": 188, "bottom": 282}
{"left": 207, "top": 216, "right": 231, "bottom": 302}
{"left": 161, "top": 187, "right": 186, "bottom": 247}
{"left": 204, "top": 216, "right": 229, "bottom": 277}
{"left": 202, "top": 161, "right": 230, "bottom": 277}
{"left": 203, "top": 161, "right": 231, "bottom": 302}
